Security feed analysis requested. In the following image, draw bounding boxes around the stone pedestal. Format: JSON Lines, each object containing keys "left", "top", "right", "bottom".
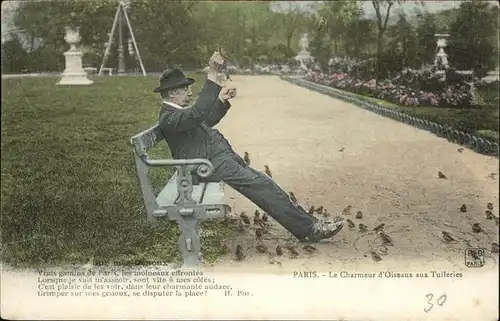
{"left": 57, "top": 27, "right": 93, "bottom": 86}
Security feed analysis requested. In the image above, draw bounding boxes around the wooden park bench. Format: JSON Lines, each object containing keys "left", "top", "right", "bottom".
{"left": 130, "top": 124, "right": 230, "bottom": 267}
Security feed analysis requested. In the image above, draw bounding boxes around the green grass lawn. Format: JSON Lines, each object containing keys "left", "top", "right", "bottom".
{"left": 1, "top": 75, "right": 232, "bottom": 268}
{"left": 329, "top": 87, "right": 499, "bottom": 142}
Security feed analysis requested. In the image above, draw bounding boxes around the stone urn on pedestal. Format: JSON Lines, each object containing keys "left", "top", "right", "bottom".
{"left": 57, "top": 27, "right": 93, "bottom": 85}
{"left": 433, "top": 33, "right": 450, "bottom": 79}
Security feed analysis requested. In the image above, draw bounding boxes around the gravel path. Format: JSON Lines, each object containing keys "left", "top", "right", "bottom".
{"left": 208, "top": 75, "right": 499, "bottom": 272}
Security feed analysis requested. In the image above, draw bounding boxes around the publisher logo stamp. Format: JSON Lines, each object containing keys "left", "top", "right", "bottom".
{"left": 465, "top": 248, "right": 485, "bottom": 268}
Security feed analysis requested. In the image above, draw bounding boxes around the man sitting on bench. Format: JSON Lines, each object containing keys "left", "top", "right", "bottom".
{"left": 154, "top": 51, "right": 344, "bottom": 242}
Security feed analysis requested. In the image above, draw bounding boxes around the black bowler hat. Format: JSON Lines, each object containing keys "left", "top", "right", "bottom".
{"left": 153, "top": 68, "right": 195, "bottom": 93}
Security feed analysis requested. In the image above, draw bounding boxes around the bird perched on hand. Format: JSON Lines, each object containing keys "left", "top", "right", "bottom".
{"left": 264, "top": 165, "right": 273, "bottom": 178}
{"left": 244, "top": 152, "right": 251, "bottom": 165}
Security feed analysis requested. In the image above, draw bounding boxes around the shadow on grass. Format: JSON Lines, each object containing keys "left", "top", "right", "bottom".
{"left": 1, "top": 76, "right": 232, "bottom": 269}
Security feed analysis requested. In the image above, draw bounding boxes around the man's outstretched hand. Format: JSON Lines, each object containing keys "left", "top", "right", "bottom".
{"left": 220, "top": 87, "right": 237, "bottom": 101}
{"left": 207, "top": 50, "right": 225, "bottom": 85}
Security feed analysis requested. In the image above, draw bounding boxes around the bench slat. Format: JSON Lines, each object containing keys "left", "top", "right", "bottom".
{"left": 130, "top": 125, "right": 164, "bottom": 156}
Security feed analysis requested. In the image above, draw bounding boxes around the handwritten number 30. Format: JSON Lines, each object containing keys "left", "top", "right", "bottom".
{"left": 424, "top": 293, "right": 447, "bottom": 313}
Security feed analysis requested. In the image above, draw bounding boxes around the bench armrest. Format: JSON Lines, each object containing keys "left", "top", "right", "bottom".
{"left": 130, "top": 130, "right": 214, "bottom": 178}
{"left": 134, "top": 153, "right": 214, "bottom": 178}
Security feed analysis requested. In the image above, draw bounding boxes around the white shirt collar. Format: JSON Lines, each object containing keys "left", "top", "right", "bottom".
{"left": 163, "top": 95, "right": 226, "bottom": 109}
{"left": 163, "top": 100, "right": 184, "bottom": 109}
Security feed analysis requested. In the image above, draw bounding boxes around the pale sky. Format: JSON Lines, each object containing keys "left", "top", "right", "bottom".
{"left": 362, "top": 1, "right": 461, "bottom": 16}
{"left": 3, "top": 1, "right": 493, "bottom": 43}
{"left": 270, "top": 1, "right": 465, "bottom": 16}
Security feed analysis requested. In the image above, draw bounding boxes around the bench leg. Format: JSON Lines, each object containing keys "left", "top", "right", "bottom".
{"left": 178, "top": 217, "right": 202, "bottom": 268}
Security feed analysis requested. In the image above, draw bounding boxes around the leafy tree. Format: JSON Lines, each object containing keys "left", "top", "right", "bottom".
{"left": 267, "top": 44, "right": 295, "bottom": 64}
{"left": 415, "top": 11, "right": 439, "bottom": 68}
{"left": 271, "top": 1, "right": 310, "bottom": 50}
{"left": 371, "top": 0, "right": 400, "bottom": 81}
{"left": 386, "top": 13, "right": 418, "bottom": 70}
{"left": 447, "top": 0, "right": 498, "bottom": 77}
{"left": 128, "top": 0, "right": 202, "bottom": 70}
{"left": 343, "top": 18, "right": 377, "bottom": 59}
{"left": 12, "top": 0, "right": 120, "bottom": 70}
{"left": 309, "top": 27, "right": 331, "bottom": 70}
{"left": 1, "top": 34, "right": 29, "bottom": 73}
{"left": 317, "top": 0, "right": 361, "bottom": 56}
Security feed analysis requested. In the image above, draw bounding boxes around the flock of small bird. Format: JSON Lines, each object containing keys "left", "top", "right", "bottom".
{"left": 340, "top": 205, "right": 394, "bottom": 262}
{"left": 438, "top": 170, "right": 499, "bottom": 254}
{"left": 442, "top": 201, "right": 499, "bottom": 253}
{"left": 233, "top": 153, "right": 327, "bottom": 262}
{"left": 233, "top": 207, "right": 320, "bottom": 263}
{"left": 230, "top": 153, "right": 499, "bottom": 263}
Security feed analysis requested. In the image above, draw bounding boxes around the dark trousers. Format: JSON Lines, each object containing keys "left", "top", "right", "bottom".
{"left": 207, "top": 151, "right": 316, "bottom": 239}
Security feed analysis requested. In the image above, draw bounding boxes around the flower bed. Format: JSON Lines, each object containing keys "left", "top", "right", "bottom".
{"left": 308, "top": 70, "right": 483, "bottom": 108}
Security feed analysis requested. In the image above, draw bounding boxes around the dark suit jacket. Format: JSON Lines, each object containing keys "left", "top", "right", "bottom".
{"left": 158, "top": 79, "right": 232, "bottom": 160}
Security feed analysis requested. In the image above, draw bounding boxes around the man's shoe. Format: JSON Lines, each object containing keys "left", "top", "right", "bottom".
{"left": 305, "top": 216, "right": 345, "bottom": 242}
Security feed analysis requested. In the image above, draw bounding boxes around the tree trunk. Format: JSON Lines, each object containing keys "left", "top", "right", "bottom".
{"left": 376, "top": 34, "right": 383, "bottom": 84}
{"left": 30, "top": 31, "right": 35, "bottom": 54}
{"left": 286, "top": 32, "right": 293, "bottom": 50}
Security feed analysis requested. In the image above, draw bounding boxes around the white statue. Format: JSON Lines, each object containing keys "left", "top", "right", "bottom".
{"left": 299, "top": 33, "right": 309, "bottom": 52}
{"left": 295, "top": 32, "right": 313, "bottom": 73}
